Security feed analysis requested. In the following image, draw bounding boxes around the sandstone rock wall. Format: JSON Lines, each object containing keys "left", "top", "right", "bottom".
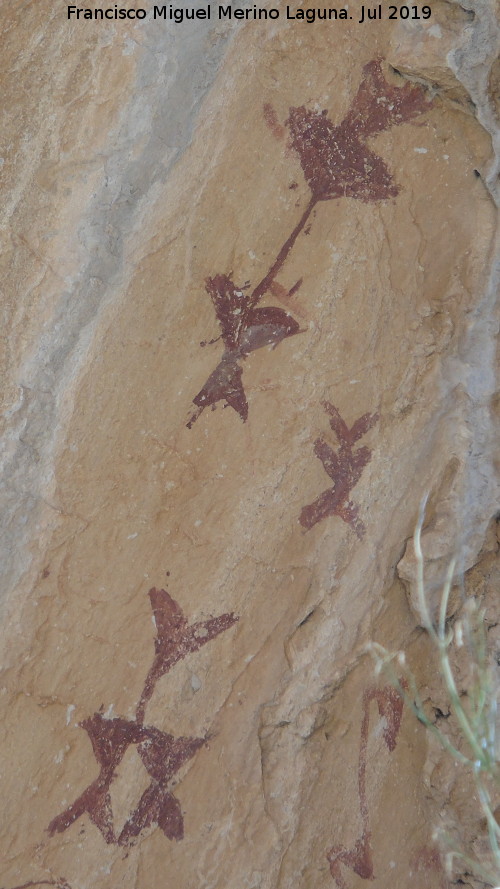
{"left": 1, "top": 2, "right": 499, "bottom": 888}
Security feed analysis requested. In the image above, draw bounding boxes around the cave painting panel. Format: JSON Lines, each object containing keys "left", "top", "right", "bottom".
{"left": 48, "top": 588, "right": 238, "bottom": 847}
{"left": 300, "top": 402, "right": 379, "bottom": 538}
{"left": 327, "top": 684, "right": 404, "bottom": 888}
{"left": 16, "top": 59, "right": 431, "bottom": 888}
{"left": 188, "top": 60, "right": 429, "bottom": 427}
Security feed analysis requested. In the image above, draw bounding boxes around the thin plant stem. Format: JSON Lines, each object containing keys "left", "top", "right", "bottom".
{"left": 414, "top": 504, "right": 490, "bottom": 768}
{"left": 369, "top": 497, "right": 500, "bottom": 886}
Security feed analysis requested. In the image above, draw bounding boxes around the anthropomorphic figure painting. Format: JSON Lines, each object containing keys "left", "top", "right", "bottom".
{"left": 327, "top": 684, "right": 404, "bottom": 888}
{"left": 189, "top": 60, "right": 429, "bottom": 427}
{"left": 300, "top": 402, "right": 379, "bottom": 537}
{"left": 48, "top": 588, "right": 238, "bottom": 846}
{"left": 187, "top": 275, "right": 303, "bottom": 426}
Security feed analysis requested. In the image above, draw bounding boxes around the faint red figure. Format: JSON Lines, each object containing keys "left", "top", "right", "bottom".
{"left": 410, "top": 846, "right": 449, "bottom": 889}
{"left": 327, "top": 684, "right": 404, "bottom": 888}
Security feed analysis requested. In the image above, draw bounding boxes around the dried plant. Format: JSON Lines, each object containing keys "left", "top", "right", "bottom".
{"left": 370, "top": 499, "right": 500, "bottom": 887}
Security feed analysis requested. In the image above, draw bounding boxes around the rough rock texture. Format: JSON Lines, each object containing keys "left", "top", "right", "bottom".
{"left": 1, "top": 2, "right": 499, "bottom": 889}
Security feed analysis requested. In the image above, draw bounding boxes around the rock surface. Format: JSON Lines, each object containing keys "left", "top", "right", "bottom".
{"left": 1, "top": 2, "right": 499, "bottom": 888}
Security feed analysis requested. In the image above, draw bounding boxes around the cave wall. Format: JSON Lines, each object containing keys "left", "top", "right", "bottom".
{"left": 1, "top": 2, "right": 499, "bottom": 888}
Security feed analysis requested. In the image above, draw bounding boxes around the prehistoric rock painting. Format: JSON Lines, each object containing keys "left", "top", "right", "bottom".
{"left": 48, "top": 588, "right": 238, "bottom": 846}
{"left": 300, "top": 402, "right": 378, "bottom": 537}
{"left": 188, "top": 60, "right": 428, "bottom": 427}
{"left": 187, "top": 275, "right": 304, "bottom": 427}
{"left": 410, "top": 846, "right": 448, "bottom": 889}
{"left": 327, "top": 684, "right": 404, "bottom": 888}
{"left": 285, "top": 59, "right": 429, "bottom": 204}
